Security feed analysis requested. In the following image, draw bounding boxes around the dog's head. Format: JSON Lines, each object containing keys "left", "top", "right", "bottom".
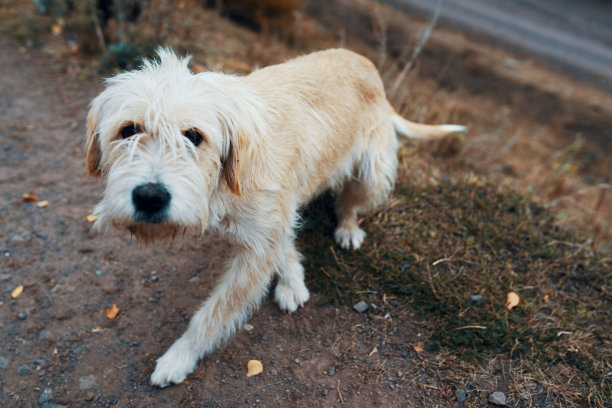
{"left": 86, "top": 48, "right": 259, "bottom": 240}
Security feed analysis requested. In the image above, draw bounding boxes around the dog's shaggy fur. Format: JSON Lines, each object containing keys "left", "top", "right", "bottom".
{"left": 86, "top": 48, "right": 465, "bottom": 387}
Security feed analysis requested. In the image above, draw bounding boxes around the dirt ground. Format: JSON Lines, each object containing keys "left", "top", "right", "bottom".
{"left": 0, "top": 3, "right": 610, "bottom": 407}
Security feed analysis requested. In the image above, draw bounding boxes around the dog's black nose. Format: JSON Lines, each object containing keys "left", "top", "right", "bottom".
{"left": 132, "top": 183, "right": 171, "bottom": 220}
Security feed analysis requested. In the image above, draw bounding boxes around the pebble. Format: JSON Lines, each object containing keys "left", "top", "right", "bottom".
{"left": 17, "top": 364, "right": 32, "bottom": 376}
{"left": 353, "top": 301, "right": 368, "bottom": 313}
{"left": 39, "top": 330, "right": 54, "bottom": 343}
{"left": 470, "top": 295, "right": 483, "bottom": 303}
{"left": 0, "top": 358, "right": 7, "bottom": 370}
{"left": 39, "top": 388, "right": 53, "bottom": 404}
{"left": 261, "top": 335, "right": 269, "bottom": 341}
{"left": 455, "top": 388, "right": 467, "bottom": 403}
{"left": 18, "top": 312, "right": 26, "bottom": 320}
{"left": 488, "top": 391, "right": 507, "bottom": 406}
{"left": 327, "top": 367, "right": 335, "bottom": 376}
{"left": 389, "top": 300, "right": 399, "bottom": 307}
{"left": 0, "top": 274, "right": 11, "bottom": 281}
{"left": 79, "top": 374, "right": 96, "bottom": 391}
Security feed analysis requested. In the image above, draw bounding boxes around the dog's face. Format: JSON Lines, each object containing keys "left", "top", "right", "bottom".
{"left": 86, "top": 50, "right": 242, "bottom": 240}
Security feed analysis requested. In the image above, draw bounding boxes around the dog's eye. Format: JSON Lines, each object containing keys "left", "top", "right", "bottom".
{"left": 183, "top": 128, "right": 204, "bottom": 147}
{"left": 120, "top": 123, "right": 142, "bottom": 139}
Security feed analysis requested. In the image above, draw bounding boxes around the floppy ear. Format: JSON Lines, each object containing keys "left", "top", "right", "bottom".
{"left": 221, "top": 132, "right": 242, "bottom": 196}
{"left": 85, "top": 105, "right": 103, "bottom": 177}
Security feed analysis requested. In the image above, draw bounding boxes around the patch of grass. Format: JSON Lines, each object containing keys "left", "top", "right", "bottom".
{"left": 299, "top": 180, "right": 611, "bottom": 404}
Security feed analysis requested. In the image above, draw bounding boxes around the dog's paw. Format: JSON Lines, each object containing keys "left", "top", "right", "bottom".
{"left": 334, "top": 226, "right": 366, "bottom": 250}
{"left": 150, "top": 338, "right": 198, "bottom": 388}
{"left": 275, "top": 280, "right": 310, "bottom": 313}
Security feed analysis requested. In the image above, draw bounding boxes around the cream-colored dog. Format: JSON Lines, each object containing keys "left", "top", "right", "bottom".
{"left": 85, "top": 48, "right": 465, "bottom": 387}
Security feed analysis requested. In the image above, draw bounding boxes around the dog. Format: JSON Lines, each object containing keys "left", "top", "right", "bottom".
{"left": 85, "top": 48, "right": 465, "bottom": 387}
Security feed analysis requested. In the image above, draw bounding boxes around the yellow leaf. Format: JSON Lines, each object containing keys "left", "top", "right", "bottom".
{"left": 11, "top": 285, "right": 24, "bottom": 298}
{"left": 106, "top": 304, "right": 120, "bottom": 319}
{"left": 86, "top": 214, "right": 99, "bottom": 223}
{"left": 506, "top": 291, "right": 520, "bottom": 310}
{"left": 22, "top": 193, "right": 39, "bottom": 202}
{"left": 247, "top": 360, "right": 263, "bottom": 377}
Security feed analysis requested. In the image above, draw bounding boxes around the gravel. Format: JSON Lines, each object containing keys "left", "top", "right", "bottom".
{"left": 488, "top": 391, "right": 507, "bottom": 406}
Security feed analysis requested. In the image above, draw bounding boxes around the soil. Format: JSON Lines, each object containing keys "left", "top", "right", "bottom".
{"left": 0, "top": 40, "right": 461, "bottom": 407}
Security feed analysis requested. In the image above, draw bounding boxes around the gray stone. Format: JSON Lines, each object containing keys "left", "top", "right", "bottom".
{"left": 327, "top": 367, "right": 335, "bottom": 376}
{"left": 0, "top": 358, "right": 7, "bottom": 370}
{"left": 17, "top": 364, "right": 31, "bottom": 376}
{"left": 79, "top": 374, "right": 96, "bottom": 390}
{"left": 39, "top": 330, "right": 54, "bottom": 342}
{"left": 455, "top": 388, "right": 467, "bottom": 403}
{"left": 39, "top": 388, "right": 53, "bottom": 404}
{"left": 470, "top": 295, "right": 483, "bottom": 303}
{"left": 488, "top": 391, "right": 507, "bottom": 406}
{"left": 18, "top": 312, "right": 26, "bottom": 320}
{"left": 353, "top": 301, "right": 368, "bottom": 313}
{"left": 0, "top": 274, "right": 11, "bottom": 281}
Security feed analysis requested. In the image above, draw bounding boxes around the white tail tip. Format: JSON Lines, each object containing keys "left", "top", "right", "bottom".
{"left": 440, "top": 124, "right": 467, "bottom": 133}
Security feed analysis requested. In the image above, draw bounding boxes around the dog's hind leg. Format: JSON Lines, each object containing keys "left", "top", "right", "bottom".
{"left": 274, "top": 239, "right": 310, "bottom": 313}
{"left": 334, "top": 123, "right": 398, "bottom": 250}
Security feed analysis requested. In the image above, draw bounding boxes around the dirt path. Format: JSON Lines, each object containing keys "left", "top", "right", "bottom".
{"left": 0, "top": 40, "right": 446, "bottom": 407}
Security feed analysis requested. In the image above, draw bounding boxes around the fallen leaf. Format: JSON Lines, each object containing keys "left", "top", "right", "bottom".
{"left": 86, "top": 214, "right": 99, "bottom": 223}
{"left": 22, "top": 193, "right": 39, "bottom": 201}
{"left": 91, "top": 327, "right": 102, "bottom": 333}
{"left": 368, "top": 346, "right": 378, "bottom": 356}
{"left": 11, "top": 285, "right": 24, "bottom": 298}
{"left": 413, "top": 341, "right": 425, "bottom": 353}
{"left": 247, "top": 360, "right": 263, "bottom": 377}
{"left": 37, "top": 200, "right": 49, "bottom": 208}
{"left": 506, "top": 291, "right": 520, "bottom": 310}
{"left": 106, "top": 304, "right": 120, "bottom": 319}
{"left": 543, "top": 294, "right": 550, "bottom": 303}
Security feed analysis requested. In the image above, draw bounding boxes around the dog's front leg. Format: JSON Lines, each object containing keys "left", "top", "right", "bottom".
{"left": 150, "top": 245, "right": 276, "bottom": 387}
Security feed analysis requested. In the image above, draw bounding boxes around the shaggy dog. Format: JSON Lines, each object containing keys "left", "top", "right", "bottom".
{"left": 85, "top": 48, "right": 465, "bottom": 387}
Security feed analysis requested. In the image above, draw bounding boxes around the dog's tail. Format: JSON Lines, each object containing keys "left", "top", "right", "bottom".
{"left": 391, "top": 114, "right": 466, "bottom": 140}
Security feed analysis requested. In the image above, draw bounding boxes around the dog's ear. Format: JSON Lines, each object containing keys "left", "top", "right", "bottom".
{"left": 85, "top": 105, "right": 103, "bottom": 178}
{"left": 221, "top": 135, "right": 242, "bottom": 196}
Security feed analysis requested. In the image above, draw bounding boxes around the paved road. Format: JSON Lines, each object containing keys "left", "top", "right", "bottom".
{"left": 381, "top": 0, "right": 612, "bottom": 84}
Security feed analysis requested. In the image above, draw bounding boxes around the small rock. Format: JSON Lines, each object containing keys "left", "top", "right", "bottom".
{"left": 470, "top": 295, "right": 483, "bottom": 303}
{"left": 270, "top": 369, "right": 278, "bottom": 376}
{"left": 455, "top": 388, "right": 467, "bottom": 403}
{"left": 17, "top": 364, "right": 32, "bottom": 376}
{"left": 39, "top": 388, "right": 53, "bottom": 404}
{"left": 0, "top": 274, "right": 11, "bottom": 281}
{"left": 79, "top": 374, "right": 96, "bottom": 390}
{"left": 84, "top": 391, "right": 95, "bottom": 401}
{"left": 35, "top": 359, "right": 46, "bottom": 366}
{"left": 18, "top": 312, "right": 26, "bottom": 320}
{"left": 327, "top": 367, "right": 335, "bottom": 376}
{"left": 39, "top": 330, "right": 54, "bottom": 343}
{"left": 261, "top": 335, "right": 269, "bottom": 341}
{"left": 389, "top": 300, "right": 399, "bottom": 307}
{"left": 488, "top": 391, "right": 507, "bottom": 406}
{"left": 353, "top": 301, "right": 368, "bottom": 313}
{"left": 244, "top": 324, "right": 254, "bottom": 332}
{"left": 0, "top": 358, "right": 6, "bottom": 370}
{"left": 131, "top": 341, "right": 140, "bottom": 347}
{"left": 94, "top": 270, "right": 103, "bottom": 276}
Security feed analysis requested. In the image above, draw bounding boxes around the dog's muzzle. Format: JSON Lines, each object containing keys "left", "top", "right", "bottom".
{"left": 132, "top": 182, "right": 171, "bottom": 223}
